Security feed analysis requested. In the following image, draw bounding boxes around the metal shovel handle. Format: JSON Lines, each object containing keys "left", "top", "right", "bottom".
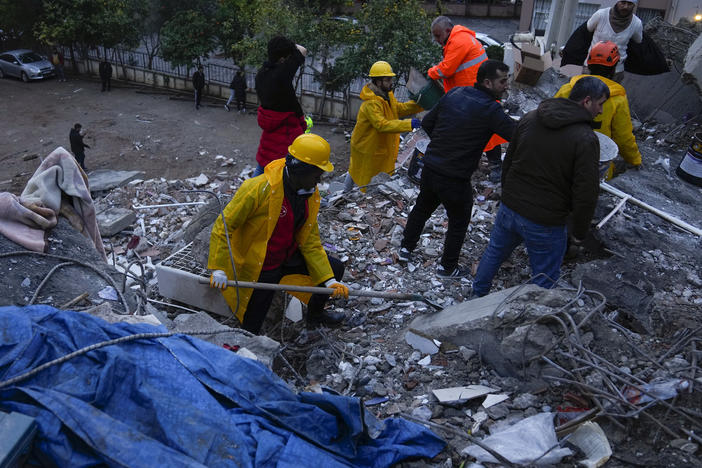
{"left": 198, "top": 277, "right": 425, "bottom": 301}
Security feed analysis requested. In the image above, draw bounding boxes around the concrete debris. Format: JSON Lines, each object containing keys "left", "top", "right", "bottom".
{"left": 170, "top": 311, "right": 279, "bottom": 368}
{"left": 96, "top": 207, "right": 136, "bottom": 237}
{"left": 5, "top": 76, "right": 702, "bottom": 465}
{"left": 481, "top": 394, "right": 509, "bottom": 409}
{"left": 405, "top": 330, "right": 440, "bottom": 354}
{"left": 432, "top": 385, "right": 497, "bottom": 404}
{"left": 88, "top": 169, "right": 144, "bottom": 192}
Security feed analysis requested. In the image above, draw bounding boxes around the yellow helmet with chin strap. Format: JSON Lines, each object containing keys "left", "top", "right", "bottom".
{"left": 288, "top": 133, "right": 334, "bottom": 172}
{"left": 368, "top": 61, "right": 395, "bottom": 77}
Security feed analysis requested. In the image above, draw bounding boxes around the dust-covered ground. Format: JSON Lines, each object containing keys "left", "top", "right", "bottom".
{"left": 0, "top": 74, "right": 350, "bottom": 193}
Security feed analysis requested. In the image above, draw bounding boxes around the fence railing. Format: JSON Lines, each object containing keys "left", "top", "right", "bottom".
{"left": 62, "top": 44, "right": 410, "bottom": 109}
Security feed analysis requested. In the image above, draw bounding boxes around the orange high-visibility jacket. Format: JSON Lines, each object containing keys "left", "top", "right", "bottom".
{"left": 428, "top": 25, "right": 488, "bottom": 93}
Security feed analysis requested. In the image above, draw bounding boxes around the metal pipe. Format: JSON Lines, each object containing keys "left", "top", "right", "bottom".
{"left": 133, "top": 201, "right": 206, "bottom": 209}
{"left": 600, "top": 182, "right": 702, "bottom": 236}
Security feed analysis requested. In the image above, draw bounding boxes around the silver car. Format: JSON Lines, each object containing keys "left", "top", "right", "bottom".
{"left": 0, "top": 49, "right": 55, "bottom": 82}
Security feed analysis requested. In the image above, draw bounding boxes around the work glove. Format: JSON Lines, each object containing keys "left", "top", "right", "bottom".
{"left": 570, "top": 231, "right": 606, "bottom": 256}
{"left": 325, "top": 279, "right": 349, "bottom": 299}
{"left": 209, "top": 270, "right": 228, "bottom": 290}
{"left": 411, "top": 118, "right": 422, "bottom": 129}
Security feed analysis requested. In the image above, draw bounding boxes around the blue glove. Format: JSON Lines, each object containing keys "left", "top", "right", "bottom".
{"left": 411, "top": 118, "right": 422, "bottom": 129}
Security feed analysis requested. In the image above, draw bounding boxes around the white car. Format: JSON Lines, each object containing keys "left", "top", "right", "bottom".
{"left": 0, "top": 49, "right": 55, "bottom": 82}
{"left": 475, "top": 33, "right": 504, "bottom": 49}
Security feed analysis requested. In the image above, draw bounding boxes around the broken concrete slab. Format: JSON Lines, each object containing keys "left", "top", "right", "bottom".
{"left": 405, "top": 330, "right": 440, "bottom": 355}
{"left": 432, "top": 385, "right": 497, "bottom": 404}
{"left": 97, "top": 207, "right": 136, "bottom": 237}
{"left": 88, "top": 169, "right": 145, "bottom": 192}
{"left": 482, "top": 394, "right": 510, "bottom": 409}
{"left": 170, "top": 311, "right": 279, "bottom": 368}
{"left": 408, "top": 284, "right": 542, "bottom": 343}
{"left": 0, "top": 217, "right": 137, "bottom": 312}
{"left": 571, "top": 260, "right": 655, "bottom": 334}
{"left": 501, "top": 324, "right": 556, "bottom": 365}
{"left": 83, "top": 302, "right": 161, "bottom": 326}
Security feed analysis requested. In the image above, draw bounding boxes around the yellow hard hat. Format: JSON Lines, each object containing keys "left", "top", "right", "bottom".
{"left": 288, "top": 133, "right": 334, "bottom": 172}
{"left": 368, "top": 61, "right": 396, "bottom": 77}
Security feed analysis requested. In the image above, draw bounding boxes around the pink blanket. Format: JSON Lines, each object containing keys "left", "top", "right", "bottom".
{"left": 0, "top": 147, "right": 106, "bottom": 260}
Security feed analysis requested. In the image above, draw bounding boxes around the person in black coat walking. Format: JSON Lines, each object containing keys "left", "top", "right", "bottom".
{"left": 398, "top": 60, "right": 516, "bottom": 279}
{"left": 69, "top": 123, "right": 90, "bottom": 171}
{"left": 225, "top": 70, "right": 247, "bottom": 113}
{"left": 99, "top": 59, "right": 112, "bottom": 92}
{"left": 193, "top": 65, "right": 205, "bottom": 110}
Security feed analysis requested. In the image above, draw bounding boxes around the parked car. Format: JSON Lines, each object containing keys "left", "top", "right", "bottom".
{"left": 0, "top": 49, "right": 55, "bottom": 82}
{"left": 475, "top": 33, "right": 503, "bottom": 49}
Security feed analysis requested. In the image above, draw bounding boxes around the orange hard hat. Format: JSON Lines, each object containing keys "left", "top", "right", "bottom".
{"left": 588, "top": 41, "right": 620, "bottom": 67}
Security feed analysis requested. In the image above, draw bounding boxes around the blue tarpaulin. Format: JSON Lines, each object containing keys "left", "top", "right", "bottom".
{"left": 0, "top": 306, "right": 445, "bottom": 467}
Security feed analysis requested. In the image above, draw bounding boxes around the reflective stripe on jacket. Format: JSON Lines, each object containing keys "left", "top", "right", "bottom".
{"left": 428, "top": 25, "right": 487, "bottom": 92}
{"left": 349, "top": 85, "right": 422, "bottom": 188}
{"left": 208, "top": 158, "right": 334, "bottom": 322}
{"left": 555, "top": 74, "right": 641, "bottom": 165}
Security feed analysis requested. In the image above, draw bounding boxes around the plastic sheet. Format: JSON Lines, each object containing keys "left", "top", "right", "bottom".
{"left": 462, "top": 412, "right": 572, "bottom": 465}
{"left": 0, "top": 305, "right": 444, "bottom": 467}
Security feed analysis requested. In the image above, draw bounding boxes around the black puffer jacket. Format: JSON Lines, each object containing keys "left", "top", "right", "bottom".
{"left": 421, "top": 85, "right": 516, "bottom": 180}
{"left": 502, "top": 98, "right": 600, "bottom": 239}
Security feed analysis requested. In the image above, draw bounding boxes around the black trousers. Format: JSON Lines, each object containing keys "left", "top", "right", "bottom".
{"left": 235, "top": 92, "right": 245, "bottom": 110}
{"left": 401, "top": 165, "right": 473, "bottom": 270}
{"left": 101, "top": 77, "right": 111, "bottom": 91}
{"left": 74, "top": 151, "right": 86, "bottom": 170}
{"left": 195, "top": 88, "right": 203, "bottom": 108}
{"left": 241, "top": 251, "right": 345, "bottom": 334}
{"left": 485, "top": 146, "right": 501, "bottom": 164}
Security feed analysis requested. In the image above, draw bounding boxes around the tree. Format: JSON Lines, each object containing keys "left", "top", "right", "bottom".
{"left": 36, "top": 0, "right": 143, "bottom": 70}
{"left": 160, "top": 10, "right": 216, "bottom": 69}
{"left": 0, "top": 0, "right": 43, "bottom": 49}
{"left": 137, "top": 0, "right": 214, "bottom": 69}
{"left": 215, "top": 0, "right": 303, "bottom": 67}
{"left": 337, "top": 0, "right": 440, "bottom": 84}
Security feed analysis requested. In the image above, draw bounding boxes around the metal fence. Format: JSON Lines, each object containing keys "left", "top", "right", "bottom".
{"left": 65, "top": 44, "right": 410, "bottom": 105}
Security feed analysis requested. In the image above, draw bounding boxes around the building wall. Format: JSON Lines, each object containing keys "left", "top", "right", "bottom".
{"left": 520, "top": 0, "right": 674, "bottom": 34}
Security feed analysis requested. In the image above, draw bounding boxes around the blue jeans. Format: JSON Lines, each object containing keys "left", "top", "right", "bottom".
{"left": 252, "top": 164, "right": 265, "bottom": 177}
{"left": 472, "top": 204, "right": 567, "bottom": 296}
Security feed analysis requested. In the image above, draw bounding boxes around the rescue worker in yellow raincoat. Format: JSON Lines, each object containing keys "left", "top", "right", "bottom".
{"left": 344, "top": 61, "right": 423, "bottom": 191}
{"left": 555, "top": 41, "right": 642, "bottom": 179}
{"left": 208, "top": 134, "right": 349, "bottom": 334}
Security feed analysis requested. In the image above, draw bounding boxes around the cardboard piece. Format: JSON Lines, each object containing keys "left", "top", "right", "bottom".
{"left": 512, "top": 41, "right": 553, "bottom": 86}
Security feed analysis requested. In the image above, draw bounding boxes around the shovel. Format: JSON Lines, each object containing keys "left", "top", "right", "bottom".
{"left": 197, "top": 278, "right": 443, "bottom": 311}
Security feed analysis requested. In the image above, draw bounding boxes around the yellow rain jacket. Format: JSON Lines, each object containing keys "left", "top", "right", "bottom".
{"left": 349, "top": 84, "right": 422, "bottom": 189}
{"left": 555, "top": 75, "right": 641, "bottom": 166}
{"left": 207, "top": 158, "right": 334, "bottom": 322}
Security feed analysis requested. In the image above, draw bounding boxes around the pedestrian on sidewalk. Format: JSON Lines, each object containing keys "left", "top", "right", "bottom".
{"left": 398, "top": 60, "right": 516, "bottom": 279}
{"left": 345, "top": 61, "right": 423, "bottom": 192}
{"left": 51, "top": 49, "right": 65, "bottom": 82}
{"left": 208, "top": 134, "right": 349, "bottom": 335}
{"left": 193, "top": 65, "right": 205, "bottom": 110}
{"left": 225, "top": 70, "right": 247, "bottom": 113}
{"left": 99, "top": 58, "right": 112, "bottom": 92}
{"left": 472, "top": 77, "right": 609, "bottom": 296}
{"left": 254, "top": 36, "right": 308, "bottom": 177}
{"left": 69, "top": 123, "right": 90, "bottom": 171}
